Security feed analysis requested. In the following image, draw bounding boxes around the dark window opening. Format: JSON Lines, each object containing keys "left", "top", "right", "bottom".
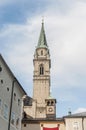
{"left": 41, "top": 50, "right": 43, "bottom": 55}
{"left": 47, "top": 101, "right": 51, "bottom": 106}
{"left": 41, "top": 124, "right": 43, "bottom": 127}
{"left": 16, "top": 118, "right": 19, "bottom": 126}
{"left": 0, "top": 66, "right": 2, "bottom": 72}
{"left": 40, "top": 64, "right": 44, "bottom": 75}
{"left": 24, "top": 124, "right": 26, "bottom": 127}
{"left": 14, "top": 93, "right": 16, "bottom": 100}
{"left": 51, "top": 101, "right": 54, "bottom": 106}
{"left": 18, "top": 99, "right": 20, "bottom": 105}
{"left": 1, "top": 80, "right": 3, "bottom": 84}
{"left": 7, "top": 87, "right": 9, "bottom": 91}
{"left": 24, "top": 98, "right": 32, "bottom": 106}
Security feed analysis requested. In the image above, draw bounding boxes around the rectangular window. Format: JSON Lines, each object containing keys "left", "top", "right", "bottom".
{"left": 0, "top": 99, "right": 2, "bottom": 108}
{"left": 0, "top": 99, "right": 2, "bottom": 114}
{"left": 73, "top": 122, "right": 79, "bottom": 130}
{"left": 14, "top": 93, "right": 16, "bottom": 101}
{"left": 16, "top": 117, "right": 20, "bottom": 128}
{"left": 4, "top": 104, "right": 8, "bottom": 119}
{"left": 11, "top": 112, "right": 15, "bottom": 125}
{"left": 18, "top": 99, "right": 20, "bottom": 106}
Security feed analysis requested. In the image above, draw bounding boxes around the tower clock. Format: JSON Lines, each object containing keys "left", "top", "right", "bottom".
{"left": 33, "top": 20, "right": 56, "bottom": 118}
{"left": 46, "top": 98, "right": 56, "bottom": 118}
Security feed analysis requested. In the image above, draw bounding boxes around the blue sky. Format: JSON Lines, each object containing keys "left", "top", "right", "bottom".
{"left": 0, "top": 0, "right": 86, "bottom": 117}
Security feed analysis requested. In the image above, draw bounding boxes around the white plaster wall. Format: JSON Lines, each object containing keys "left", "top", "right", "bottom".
{"left": 0, "top": 56, "right": 26, "bottom": 130}
{"left": 65, "top": 118, "right": 86, "bottom": 130}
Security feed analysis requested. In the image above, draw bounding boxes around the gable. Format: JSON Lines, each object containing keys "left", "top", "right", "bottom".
{"left": 0, "top": 54, "right": 26, "bottom": 95}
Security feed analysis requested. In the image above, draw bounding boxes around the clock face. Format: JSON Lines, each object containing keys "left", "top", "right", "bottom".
{"left": 48, "top": 107, "right": 53, "bottom": 112}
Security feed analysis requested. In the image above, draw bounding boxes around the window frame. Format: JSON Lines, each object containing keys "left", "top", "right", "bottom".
{"left": 39, "top": 64, "right": 44, "bottom": 75}
{"left": 4, "top": 104, "right": 8, "bottom": 119}
{"left": 11, "top": 112, "right": 15, "bottom": 125}
{"left": 0, "top": 98, "right": 2, "bottom": 109}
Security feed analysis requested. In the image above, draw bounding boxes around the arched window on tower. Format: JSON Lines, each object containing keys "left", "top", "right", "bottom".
{"left": 41, "top": 50, "right": 43, "bottom": 55}
{"left": 39, "top": 64, "right": 44, "bottom": 75}
{"left": 51, "top": 101, "right": 54, "bottom": 106}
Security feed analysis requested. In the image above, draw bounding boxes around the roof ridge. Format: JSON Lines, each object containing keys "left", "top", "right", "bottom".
{"left": 0, "top": 54, "right": 27, "bottom": 95}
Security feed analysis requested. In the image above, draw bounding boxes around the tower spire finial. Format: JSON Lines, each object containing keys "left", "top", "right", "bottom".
{"left": 42, "top": 16, "right": 44, "bottom": 24}
{"left": 37, "top": 18, "right": 48, "bottom": 48}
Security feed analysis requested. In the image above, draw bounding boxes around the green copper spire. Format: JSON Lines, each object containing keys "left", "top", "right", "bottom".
{"left": 37, "top": 20, "right": 48, "bottom": 48}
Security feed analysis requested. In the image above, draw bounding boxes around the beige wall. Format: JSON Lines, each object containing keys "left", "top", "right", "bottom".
{"left": 22, "top": 123, "right": 40, "bottom": 130}
{"left": 83, "top": 118, "right": 86, "bottom": 130}
{"left": 24, "top": 100, "right": 36, "bottom": 118}
{"left": 65, "top": 117, "right": 86, "bottom": 130}
{"left": 22, "top": 117, "right": 86, "bottom": 130}
{"left": 33, "top": 47, "right": 51, "bottom": 118}
{"left": 22, "top": 121, "right": 65, "bottom": 130}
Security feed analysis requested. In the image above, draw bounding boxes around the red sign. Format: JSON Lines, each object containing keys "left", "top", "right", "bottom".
{"left": 43, "top": 127, "right": 59, "bottom": 130}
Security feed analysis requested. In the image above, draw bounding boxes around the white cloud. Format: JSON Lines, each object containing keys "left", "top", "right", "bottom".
{"left": 44, "top": 1, "right": 86, "bottom": 89}
{"left": 73, "top": 108, "right": 86, "bottom": 114}
{"left": 0, "top": 0, "right": 86, "bottom": 103}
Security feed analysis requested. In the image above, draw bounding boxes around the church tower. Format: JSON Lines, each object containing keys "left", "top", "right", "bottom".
{"left": 33, "top": 20, "right": 56, "bottom": 118}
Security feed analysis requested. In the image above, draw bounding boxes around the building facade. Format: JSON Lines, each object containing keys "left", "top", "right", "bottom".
{"left": 22, "top": 118, "right": 65, "bottom": 130}
{"left": 64, "top": 112, "right": 86, "bottom": 130}
{"left": 0, "top": 54, "right": 26, "bottom": 130}
{"left": 0, "top": 20, "right": 86, "bottom": 130}
{"left": 33, "top": 21, "right": 56, "bottom": 119}
{"left": 23, "top": 21, "right": 56, "bottom": 119}
{"left": 22, "top": 21, "right": 63, "bottom": 130}
{"left": 22, "top": 21, "right": 86, "bottom": 130}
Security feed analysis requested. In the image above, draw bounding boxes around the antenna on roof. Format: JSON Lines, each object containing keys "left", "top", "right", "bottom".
{"left": 68, "top": 108, "right": 72, "bottom": 115}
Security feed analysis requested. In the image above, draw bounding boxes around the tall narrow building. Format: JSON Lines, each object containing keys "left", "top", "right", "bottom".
{"left": 23, "top": 20, "right": 56, "bottom": 119}
{"left": 33, "top": 20, "right": 50, "bottom": 102}
{"left": 33, "top": 21, "right": 56, "bottom": 118}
